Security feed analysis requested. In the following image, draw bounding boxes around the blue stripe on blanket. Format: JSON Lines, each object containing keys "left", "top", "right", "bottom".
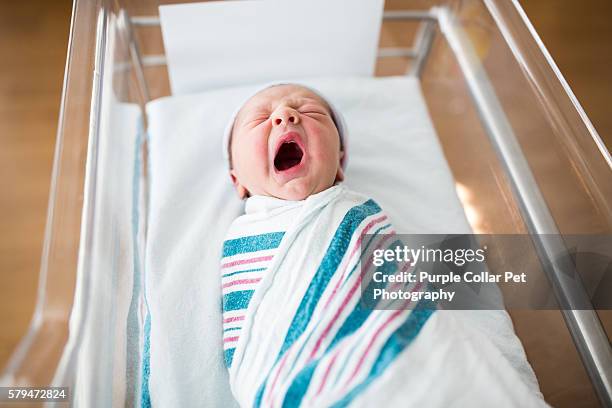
{"left": 279, "top": 238, "right": 404, "bottom": 407}
{"left": 272, "top": 223, "right": 393, "bottom": 398}
{"left": 330, "top": 305, "right": 435, "bottom": 407}
{"left": 222, "top": 267, "right": 266, "bottom": 279}
{"left": 222, "top": 232, "right": 285, "bottom": 258}
{"left": 223, "top": 290, "right": 255, "bottom": 312}
{"left": 280, "top": 304, "right": 434, "bottom": 408}
{"left": 140, "top": 313, "right": 152, "bottom": 408}
{"left": 327, "top": 238, "right": 402, "bottom": 361}
{"left": 330, "top": 239, "right": 401, "bottom": 386}
{"left": 222, "top": 234, "right": 284, "bottom": 369}
{"left": 254, "top": 199, "right": 382, "bottom": 408}
{"left": 225, "top": 348, "right": 236, "bottom": 367}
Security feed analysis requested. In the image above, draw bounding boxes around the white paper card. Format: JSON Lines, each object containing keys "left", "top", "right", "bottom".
{"left": 159, "top": 0, "right": 384, "bottom": 94}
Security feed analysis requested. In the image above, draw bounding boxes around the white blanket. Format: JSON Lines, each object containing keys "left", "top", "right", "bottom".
{"left": 221, "top": 185, "right": 547, "bottom": 407}
{"left": 145, "top": 76, "right": 542, "bottom": 406}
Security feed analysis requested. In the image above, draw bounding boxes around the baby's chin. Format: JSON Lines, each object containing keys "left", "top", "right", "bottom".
{"left": 272, "top": 178, "right": 332, "bottom": 201}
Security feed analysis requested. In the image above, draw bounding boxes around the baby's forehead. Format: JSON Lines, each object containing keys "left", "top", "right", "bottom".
{"left": 239, "top": 85, "right": 330, "bottom": 114}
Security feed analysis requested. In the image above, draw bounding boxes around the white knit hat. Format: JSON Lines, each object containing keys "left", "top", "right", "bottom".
{"left": 222, "top": 82, "right": 348, "bottom": 170}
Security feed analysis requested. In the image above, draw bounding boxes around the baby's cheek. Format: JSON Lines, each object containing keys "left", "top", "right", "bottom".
{"left": 234, "top": 131, "right": 269, "bottom": 176}
{"left": 249, "top": 130, "right": 271, "bottom": 173}
{"left": 313, "top": 127, "right": 340, "bottom": 160}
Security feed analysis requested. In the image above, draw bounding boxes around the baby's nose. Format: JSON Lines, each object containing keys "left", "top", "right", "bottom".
{"left": 271, "top": 107, "right": 299, "bottom": 126}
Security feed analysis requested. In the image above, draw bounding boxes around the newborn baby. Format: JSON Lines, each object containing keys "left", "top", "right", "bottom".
{"left": 219, "top": 83, "right": 547, "bottom": 407}
{"left": 225, "top": 83, "right": 346, "bottom": 201}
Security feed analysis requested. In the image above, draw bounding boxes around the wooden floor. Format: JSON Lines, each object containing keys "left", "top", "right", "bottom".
{"left": 0, "top": 0, "right": 610, "bottom": 405}
{"left": 521, "top": 0, "right": 612, "bottom": 152}
{"left": 0, "top": 0, "right": 73, "bottom": 373}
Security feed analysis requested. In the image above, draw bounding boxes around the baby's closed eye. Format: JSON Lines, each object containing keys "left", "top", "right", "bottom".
{"left": 245, "top": 113, "right": 270, "bottom": 126}
{"left": 298, "top": 105, "right": 329, "bottom": 116}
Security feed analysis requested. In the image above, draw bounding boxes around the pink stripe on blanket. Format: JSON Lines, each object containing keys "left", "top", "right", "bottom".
{"left": 223, "top": 315, "right": 245, "bottom": 323}
{"left": 221, "top": 255, "right": 273, "bottom": 269}
{"left": 346, "top": 215, "right": 388, "bottom": 267}
{"left": 306, "top": 231, "right": 396, "bottom": 373}
{"left": 268, "top": 264, "right": 375, "bottom": 404}
{"left": 316, "top": 350, "right": 340, "bottom": 396}
{"left": 316, "top": 283, "right": 422, "bottom": 396}
{"left": 389, "top": 261, "right": 414, "bottom": 292}
{"left": 345, "top": 285, "right": 422, "bottom": 386}
{"left": 323, "top": 230, "right": 395, "bottom": 310}
{"left": 224, "top": 336, "right": 239, "bottom": 343}
{"left": 265, "top": 349, "right": 292, "bottom": 405}
{"left": 309, "top": 272, "right": 363, "bottom": 360}
{"left": 222, "top": 277, "right": 262, "bottom": 289}
{"left": 323, "top": 216, "right": 390, "bottom": 309}
{"left": 346, "top": 311, "right": 402, "bottom": 383}
{"left": 268, "top": 225, "right": 395, "bottom": 402}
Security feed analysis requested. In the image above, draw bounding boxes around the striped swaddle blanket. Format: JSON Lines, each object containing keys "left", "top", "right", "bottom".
{"left": 219, "top": 185, "right": 548, "bottom": 408}
{"left": 221, "top": 231, "right": 284, "bottom": 366}
{"left": 219, "top": 185, "right": 435, "bottom": 406}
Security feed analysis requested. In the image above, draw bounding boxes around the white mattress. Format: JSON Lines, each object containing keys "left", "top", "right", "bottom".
{"left": 145, "top": 76, "right": 540, "bottom": 406}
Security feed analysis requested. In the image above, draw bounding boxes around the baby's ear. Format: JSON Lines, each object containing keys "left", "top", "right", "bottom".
{"left": 335, "top": 167, "right": 345, "bottom": 183}
{"left": 230, "top": 170, "right": 249, "bottom": 199}
{"left": 335, "top": 151, "right": 345, "bottom": 183}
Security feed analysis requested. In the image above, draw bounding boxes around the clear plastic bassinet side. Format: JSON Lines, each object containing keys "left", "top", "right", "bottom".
{"left": 415, "top": 1, "right": 612, "bottom": 406}
{"left": 0, "top": 0, "right": 147, "bottom": 406}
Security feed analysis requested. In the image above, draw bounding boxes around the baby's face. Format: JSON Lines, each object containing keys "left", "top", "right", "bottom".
{"left": 229, "top": 85, "right": 344, "bottom": 201}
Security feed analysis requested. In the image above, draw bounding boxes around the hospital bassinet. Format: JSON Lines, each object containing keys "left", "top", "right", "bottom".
{"left": 1, "top": 0, "right": 611, "bottom": 406}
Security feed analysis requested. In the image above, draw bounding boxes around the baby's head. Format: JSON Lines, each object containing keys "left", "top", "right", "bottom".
{"left": 225, "top": 84, "right": 346, "bottom": 201}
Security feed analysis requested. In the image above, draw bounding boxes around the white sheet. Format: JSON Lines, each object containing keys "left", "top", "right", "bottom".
{"left": 159, "top": 0, "right": 383, "bottom": 94}
{"left": 145, "top": 76, "right": 542, "bottom": 407}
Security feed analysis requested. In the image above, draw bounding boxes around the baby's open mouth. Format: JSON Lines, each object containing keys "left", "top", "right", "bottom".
{"left": 274, "top": 141, "right": 304, "bottom": 171}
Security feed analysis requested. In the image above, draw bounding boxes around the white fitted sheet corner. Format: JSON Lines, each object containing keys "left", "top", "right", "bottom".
{"left": 144, "top": 76, "right": 540, "bottom": 406}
